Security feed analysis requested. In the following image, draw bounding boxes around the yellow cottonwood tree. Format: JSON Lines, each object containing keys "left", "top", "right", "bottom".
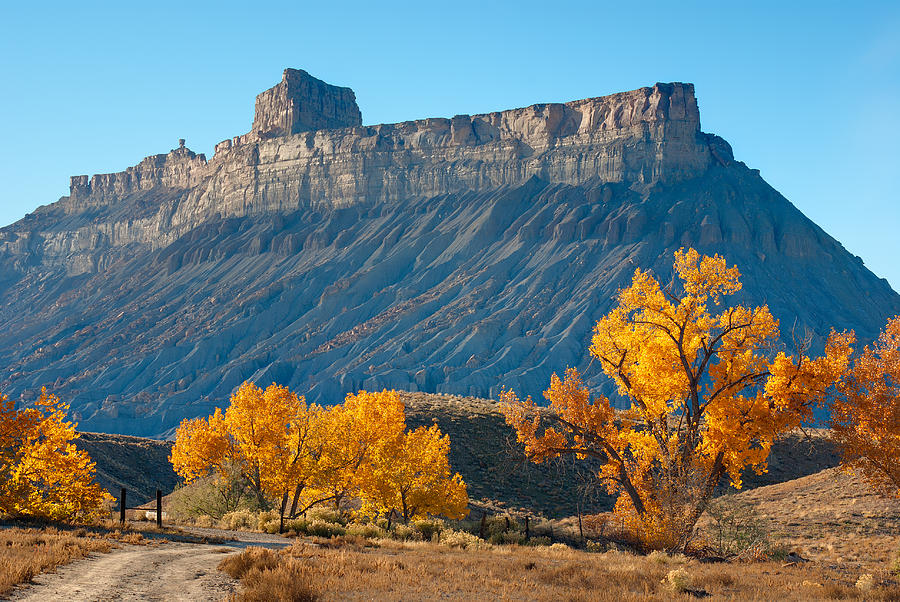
{"left": 359, "top": 424, "right": 468, "bottom": 522}
{"left": 171, "top": 382, "right": 321, "bottom": 527}
{"left": 0, "top": 388, "right": 111, "bottom": 520}
{"left": 308, "top": 390, "right": 406, "bottom": 512}
{"left": 502, "top": 248, "right": 853, "bottom": 550}
{"left": 830, "top": 316, "right": 900, "bottom": 496}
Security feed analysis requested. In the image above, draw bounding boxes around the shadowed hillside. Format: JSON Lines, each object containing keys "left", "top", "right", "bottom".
{"left": 79, "top": 391, "right": 841, "bottom": 516}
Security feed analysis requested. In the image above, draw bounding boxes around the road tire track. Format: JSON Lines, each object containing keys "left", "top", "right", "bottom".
{"left": 12, "top": 542, "right": 239, "bottom": 602}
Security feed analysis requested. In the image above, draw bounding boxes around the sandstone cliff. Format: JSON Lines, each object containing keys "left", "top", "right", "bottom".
{"left": 0, "top": 70, "right": 897, "bottom": 437}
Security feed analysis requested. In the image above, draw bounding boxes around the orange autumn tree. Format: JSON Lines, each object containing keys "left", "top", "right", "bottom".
{"left": 830, "top": 316, "right": 900, "bottom": 496}
{"left": 358, "top": 423, "right": 469, "bottom": 523}
{"left": 171, "top": 381, "right": 321, "bottom": 528}
{"left": 0, "top": 388, "right": 111, "bottom": 520}
{"left": 306, "top": 390, "right": 407, "bottom": 512}
{"left": 172, "top": 386, "right": 469, "bottom": 526}
{"left": 502, "top": 248, "right": 853, "bottom": 550}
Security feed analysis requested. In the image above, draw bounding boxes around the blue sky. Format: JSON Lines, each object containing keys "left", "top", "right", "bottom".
{"left": 2, "top": 1, "right": 898, "bottom": 290}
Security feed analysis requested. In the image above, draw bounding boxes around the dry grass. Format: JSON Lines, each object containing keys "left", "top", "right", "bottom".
{"left": 220, "top": 537, "right": 900, "bottom": 601}
{"left": 712, "top": 466, "right": 900, "bottom": 566}
{"left": 220, "top": 547, "right": 319, "bottom": 601}
{"left": 0, "top": 527, "right": 116, "bottom": 596}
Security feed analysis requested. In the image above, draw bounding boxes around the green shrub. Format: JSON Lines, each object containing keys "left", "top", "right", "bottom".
{"left": 647, "top": 550, "right": 687, "bottom": 565}
{"left": 440, "top": 529, "right": 490, "bottom": 550}
{"left": 489, "top": 532, "right": 525, "bottom": 545}
{"left": 525, "top": 536, "right": 551, "bottom": 547}
{"left": 391, "top": 524, "right": 421, "bottom": 541}
{"left": 286, "top": 518, "right": 309, "bottom": 533}
{"left": 167, "top": 473, "right": 255, "bottom": 521}
{"left": 346, "top": 523, "right": 387, "bottom": 539}
{"left": 220, "top": 509, "right": 257, "bottom": 530}
{"left": 306, "top": 507, "right": 346, "bottom": 525}
{"left": 662, "top": 568, "right": 692, "bottom": 593}
{"left": 412, "top": 519, "right": 445, "bottom": 541}
{"left": 585, "top": 540, "right": 606, "bottom": 553}
{"left": 194, "top": 515, "right": 216, "bottom": 528}
{"left": 305, "top": 520, "right": 346, "bottom": 538}
{"left": 485, "top": 515, "right": 519, "bottom": 537}
{"left": 256, "top": 510, "right": 279, "bottom": 532}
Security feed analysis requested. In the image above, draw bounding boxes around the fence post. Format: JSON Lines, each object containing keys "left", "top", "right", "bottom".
{"left": 120, "top": 488, "right": 126, "bottom": 525}
{"left": 525, "top": 515, "right": 530, "bottom": 539}
{"left": 479, "top": 511, "right": 487, "bottom": 539}
{"left": 156, "top": 489, "right": 162, "bottom": 528}
{"left": 578, "top": 509, "right": 584, "bottom": 542}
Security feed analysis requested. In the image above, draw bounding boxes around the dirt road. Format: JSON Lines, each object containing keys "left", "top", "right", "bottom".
{"left": 12, "top": 529, "right": 292, "bottom": 601}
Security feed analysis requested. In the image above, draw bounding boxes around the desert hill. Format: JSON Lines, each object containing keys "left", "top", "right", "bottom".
{"left": 1, "top": 69, "right": 897, "bottom": 437}
{"left": 75, "top": 431, "right": 179, "bottom": 503}
{"left": 722, "top": 466, "right": 900, "bottom": 565}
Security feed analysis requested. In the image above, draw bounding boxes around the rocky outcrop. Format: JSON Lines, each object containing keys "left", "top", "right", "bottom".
{"left": 69, "top": 145, "right": 207, "bottom": 204}
{"left": 250, "top": 68, "right": 362, "bottom": 138}
{"left": 72, "top": 79, "right": 712, "bottom": 220}
{"left": 0, "top": 70, "right": 897, "bottom": 438}
{"left": 2, "top": 77, "right": 721, "bottom": 276}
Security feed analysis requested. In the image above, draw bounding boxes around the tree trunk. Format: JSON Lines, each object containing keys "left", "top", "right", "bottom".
{"left": 279, "top": 491, "right": 289, "bottom": 534}
{"left": 288, "top": 483, "right": 304, "bottom": 518}
{"left": 676, "top": 450, "right": 726, "bottom": 551}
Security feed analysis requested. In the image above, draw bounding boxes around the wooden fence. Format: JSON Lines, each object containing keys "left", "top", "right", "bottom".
{"left": 117, "top": 488, "right": 164, "bottom": 528}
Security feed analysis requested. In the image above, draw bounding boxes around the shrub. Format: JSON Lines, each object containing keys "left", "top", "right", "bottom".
{"left": 346, "top": 523, "right": 387, "bottom": 540}
{"left": 484, "top": 515, "right": 519, "bottom": 537}
{"left": 524, "top": 536, "right": 552, "bottom": 547}
{"left": 390, "top": 524, "right": 421, "bottom": 541}
{"left": 647, "top": 550, "right": 688, "bottom": 565}
{"left": 705, "top": 496, "right": 773, "bottom": 558}
{"left": 194, "top": 515, "right": 216, "bottom": 528}
{"left": 260, "top": 520, "right": 282, "bottom": 534}
{"left": 856, "top": 574, "right": 875, "bottom": 592}
{"left": 305, "top": 520, "right": 347, "bottom": 538}
{"left": 220, "top": 510, "right": 257, "bottom": 531}
{"left": 489, "top": 532, "right": 525, "bottom": 545}
{"left": 764, "top": 544, "right": 792, "bottom": 562}
{"left": 218, "top": 547, "right": 280, "bottom": 580}
{"left": 306, "top": 506, "right": 345, "bottom": 525}
{"left": 662, "top": 568, "right": 693, "bottom": 593}
{"left": 166, "top": 472, "right": 255, "bottom": 521}
{"left": 440, "top": 529, "right": 489, "bottom": 550}
{"left": 412, "top": 519, "right": 445, "bottom": 541}
{"left": 219, "top": 548, "right": 319, "bottom": 602}
{"left": 256, "top": 511, "right": 279, "bottom": 531}
{"left": 585, "top": 540, "right": 606, "bottom": 553}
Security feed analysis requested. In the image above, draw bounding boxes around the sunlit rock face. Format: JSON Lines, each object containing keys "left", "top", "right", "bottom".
{"left": 1, "top": 70, "right": 897, "bottom": 437}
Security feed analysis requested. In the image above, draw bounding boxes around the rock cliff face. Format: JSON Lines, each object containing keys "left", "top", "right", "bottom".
{"left": 1, "top": 70, "right": 897, "bottom": 437}
{"left": 250, "top": 68, "right": 362, "bottom": 137}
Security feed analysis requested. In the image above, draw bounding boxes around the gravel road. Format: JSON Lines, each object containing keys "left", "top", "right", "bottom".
{"left": 11, "top": 528, "right": 293, "bottom": 601}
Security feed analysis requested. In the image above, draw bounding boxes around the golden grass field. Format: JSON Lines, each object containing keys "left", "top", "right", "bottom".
{"left": 222, "top": 536, "right": 900, "bottom": 601}
{"left": 6, "top": 463, "right": 900, "bottom": 602}
{"left": 0, "top": 527, "right": 117, "bottom": 597}
{"left": 216, "top": 463, "right": 900, "bottom": 601}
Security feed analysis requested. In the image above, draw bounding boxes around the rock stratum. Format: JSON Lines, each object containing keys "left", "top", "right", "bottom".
{"left": 1, "top": 69, "right": 898, "bottom": 437}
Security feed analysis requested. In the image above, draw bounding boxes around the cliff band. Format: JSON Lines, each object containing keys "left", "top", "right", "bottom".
{"left": 0, "top": 69, "right": 897, "bottom": 436}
